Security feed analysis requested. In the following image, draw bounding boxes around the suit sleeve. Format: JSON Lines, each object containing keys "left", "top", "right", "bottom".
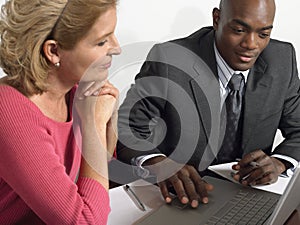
{"left": 273, "top": 44, "right": 300, "bottom": 162}
{"left": 117, "top": 44, "right": 170, "bottom": 164}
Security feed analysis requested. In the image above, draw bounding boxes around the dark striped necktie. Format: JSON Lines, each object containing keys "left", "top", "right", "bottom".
{"left": 217, "top": 73, "right": 245, "bottom": 163}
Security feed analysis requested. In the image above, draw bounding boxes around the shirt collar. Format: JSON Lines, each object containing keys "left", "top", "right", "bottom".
{"left": 214, "top": 43, "right": 249, "bottom": 89}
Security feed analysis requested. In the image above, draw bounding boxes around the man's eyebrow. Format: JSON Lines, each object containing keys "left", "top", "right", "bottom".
{"left": 232, "top": 19, "right": 273, "bottom": 31}
{"left": 261, "top": 25, "right": 273, "bottom": 31}
{"left": 232, "top": 19, "right": 251, "bottom": 29}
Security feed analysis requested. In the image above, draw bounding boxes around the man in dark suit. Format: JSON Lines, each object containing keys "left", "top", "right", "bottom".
{"left": 117, "top": 0, "right": 300, "bottom": 208}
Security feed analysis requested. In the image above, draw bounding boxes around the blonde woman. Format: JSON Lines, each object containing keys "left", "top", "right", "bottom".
{"left": 0, "top": 0, "right": 121, "bottom": 224}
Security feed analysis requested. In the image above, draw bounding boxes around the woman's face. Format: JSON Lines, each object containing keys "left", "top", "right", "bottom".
{"left": 59, "top": 7, "right": 121, "bottom": 84}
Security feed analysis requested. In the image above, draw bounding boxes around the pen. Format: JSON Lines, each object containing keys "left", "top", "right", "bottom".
{"left": 231, "top": 170, "right": 251, "bottom": 181}
{"left": 123, "top": 184, "right": 146, "bottom": 211}
{"left": 249, "top": 161, "right": 260, "bottom": 167}
{"left": 234, "top": 159, "right": 260, "bottom": 181}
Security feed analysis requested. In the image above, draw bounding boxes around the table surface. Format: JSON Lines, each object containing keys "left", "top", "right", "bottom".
{"left": 285, "top": 205, "right": 300, "bottom": 225}
{"left": 108, "top": 179, "right": 164, "bottom": 225}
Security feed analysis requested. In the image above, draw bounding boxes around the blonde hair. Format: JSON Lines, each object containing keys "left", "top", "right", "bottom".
{"left": 0, "top": 0, "right": 117, "bottom": 96}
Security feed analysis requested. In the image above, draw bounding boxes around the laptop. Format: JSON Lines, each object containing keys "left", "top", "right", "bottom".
{"left": 135, "top": 165, "right": 300, "bottom": 225}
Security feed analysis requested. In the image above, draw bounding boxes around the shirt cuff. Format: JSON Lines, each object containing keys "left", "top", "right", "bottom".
{"left": 132, "top": 154, "right": 166, "bottom": 179}
{"left": 271, "top": 154, "right": 299, "bottom": 177}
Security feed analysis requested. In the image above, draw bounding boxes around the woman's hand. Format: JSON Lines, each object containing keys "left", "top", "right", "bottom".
{"left": 96, "top": 81, "right": 119, "bottom": 158}
{"left": 74, "top": 80, "right": 118, "bottom": 125}
{"left": 74, "top": 80, "right": 119, "bottom": 159}
{"left": 94, "top": 81, "right": 119, "bottom": 126}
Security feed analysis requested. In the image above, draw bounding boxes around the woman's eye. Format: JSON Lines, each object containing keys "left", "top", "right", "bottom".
{"left": 98, "top": 40, "right": 107, "bottom": 46}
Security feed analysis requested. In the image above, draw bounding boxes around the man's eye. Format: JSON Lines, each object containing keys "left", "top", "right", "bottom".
{"left": 233, "top": 28, "right": 245, "bottom": 33}
{"left": 98, "top": 40, "right": 107, "bottom": 46}
{"left": 259, "top": 33, "right": 270, "bottom": 39}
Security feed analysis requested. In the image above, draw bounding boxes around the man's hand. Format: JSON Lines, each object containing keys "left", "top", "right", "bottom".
{"left": 144, "top": 156, "right": 213, "bottom": 208}
{"left": 232, "top": 150, "right": 286, "bottom": 186}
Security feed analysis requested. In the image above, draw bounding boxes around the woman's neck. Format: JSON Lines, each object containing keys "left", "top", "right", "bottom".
{"left": 29, "top": 89, "right": 71, "bottom": 122}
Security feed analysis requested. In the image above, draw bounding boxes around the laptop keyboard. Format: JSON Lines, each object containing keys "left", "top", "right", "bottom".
{"left": 205, "top": 190, "right": 279, "bottom": 225}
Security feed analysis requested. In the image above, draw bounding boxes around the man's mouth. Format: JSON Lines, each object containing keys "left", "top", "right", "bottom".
{"left": 237, "top": 53, "right": 256, "bottom": 63}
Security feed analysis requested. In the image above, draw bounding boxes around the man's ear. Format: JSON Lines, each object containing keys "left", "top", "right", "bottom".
{"left": 212, "top": 8, "right": 220, "bottom": 30}
{"left": 43, "top": 40, "right": 60, "bottom": 66}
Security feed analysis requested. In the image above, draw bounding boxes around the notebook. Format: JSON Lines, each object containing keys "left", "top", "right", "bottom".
{"left": 134, "top": 165, "right": 300, "bottom": 225}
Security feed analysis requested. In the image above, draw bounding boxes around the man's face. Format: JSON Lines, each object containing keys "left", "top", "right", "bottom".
{"left": 213, "top": 0, "right": 275, "bottom": 71}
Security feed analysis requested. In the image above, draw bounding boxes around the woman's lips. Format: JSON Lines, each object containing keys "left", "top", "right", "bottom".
{"left": 101, "top": 61, "right": 112, "bottom": 69}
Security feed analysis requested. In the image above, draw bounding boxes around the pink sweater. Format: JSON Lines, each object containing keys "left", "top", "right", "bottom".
{"left": 0, "top": 85, "right": 110, "bottom": 224}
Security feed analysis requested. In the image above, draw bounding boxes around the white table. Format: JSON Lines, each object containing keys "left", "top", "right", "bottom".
{"left": 108, "top": 180, "right": 164, "bottom": 225}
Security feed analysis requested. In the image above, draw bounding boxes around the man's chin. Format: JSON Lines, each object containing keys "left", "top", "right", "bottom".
{"left": 231, "top": 61, "right": 255, "bottom": 71}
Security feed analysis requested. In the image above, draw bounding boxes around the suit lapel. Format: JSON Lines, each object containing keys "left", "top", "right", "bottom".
{"left": 187, "top": 29, "right": 220, "bottom": 141}
{"left": 191, "top": 64, "right": 221, "bottom": 140}
{"left": 187, "top": 30, "right": 223, "bottom": 166}
{"left": 242, "top": 57, "right": 273, "bottom": 152}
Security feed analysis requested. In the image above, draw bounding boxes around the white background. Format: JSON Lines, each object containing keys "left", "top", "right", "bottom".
{"left": 0, "top": 0, "right": 299, "bottom": 79}
{"left": 115, "top": 0, "right": 300, "bottom": 50}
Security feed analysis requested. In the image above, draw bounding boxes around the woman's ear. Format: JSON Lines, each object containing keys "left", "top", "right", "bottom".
{"left": 212, "top": 8, "right": 221, "bottom": 30}
{"left": 43, "top": 40, "right": 60, "bottom": 66}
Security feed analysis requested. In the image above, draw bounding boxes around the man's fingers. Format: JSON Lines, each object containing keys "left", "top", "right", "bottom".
{"left": 238, "top": 150, "right": 264, "bottom": 167}
{"left": 189, "top": 167, "right": 213, "bottom": 204}
{"left": 158, "top": 181, "right": 172, "bottom": 203}
{"left": 236, "top": 166, "right": 254, "bottom": 179}
{"left": 252, "top": 173, "right": 278, "bottom": 185}
{"left": 156, "top": 163, "right": 214, "bottom": 208}
{"left": 241, "top": 164, "right": 277, "bottom": 185}
{"left": 196, "top": 180, "right": 211, "bottom": 204}
{"left": 205, "top": 182, "right": 214, "bottom": 191}
{"left": 236, "top": 150, "right": 283, "bottom": 186}
{"left": 179, "top": 176, "right": 199, "bottom": 208}
{"left": 232, "top": 163, "right": 240, "bottom": 171}
{"left": 169, "top": 175, "right": 189, "bottom": 204}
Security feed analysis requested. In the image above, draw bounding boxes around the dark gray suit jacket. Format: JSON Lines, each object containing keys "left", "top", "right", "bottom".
{"left": 117, "top": 27, "right": 300, "bottom": 171}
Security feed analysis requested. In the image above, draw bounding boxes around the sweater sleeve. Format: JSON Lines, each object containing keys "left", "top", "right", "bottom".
{"left": 0, "top": 88, "right": 110, "bottom": 225}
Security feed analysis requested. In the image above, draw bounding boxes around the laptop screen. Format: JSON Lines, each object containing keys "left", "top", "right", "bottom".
{"left": 266, "top": 165, "right": 300, "bottom": 225}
